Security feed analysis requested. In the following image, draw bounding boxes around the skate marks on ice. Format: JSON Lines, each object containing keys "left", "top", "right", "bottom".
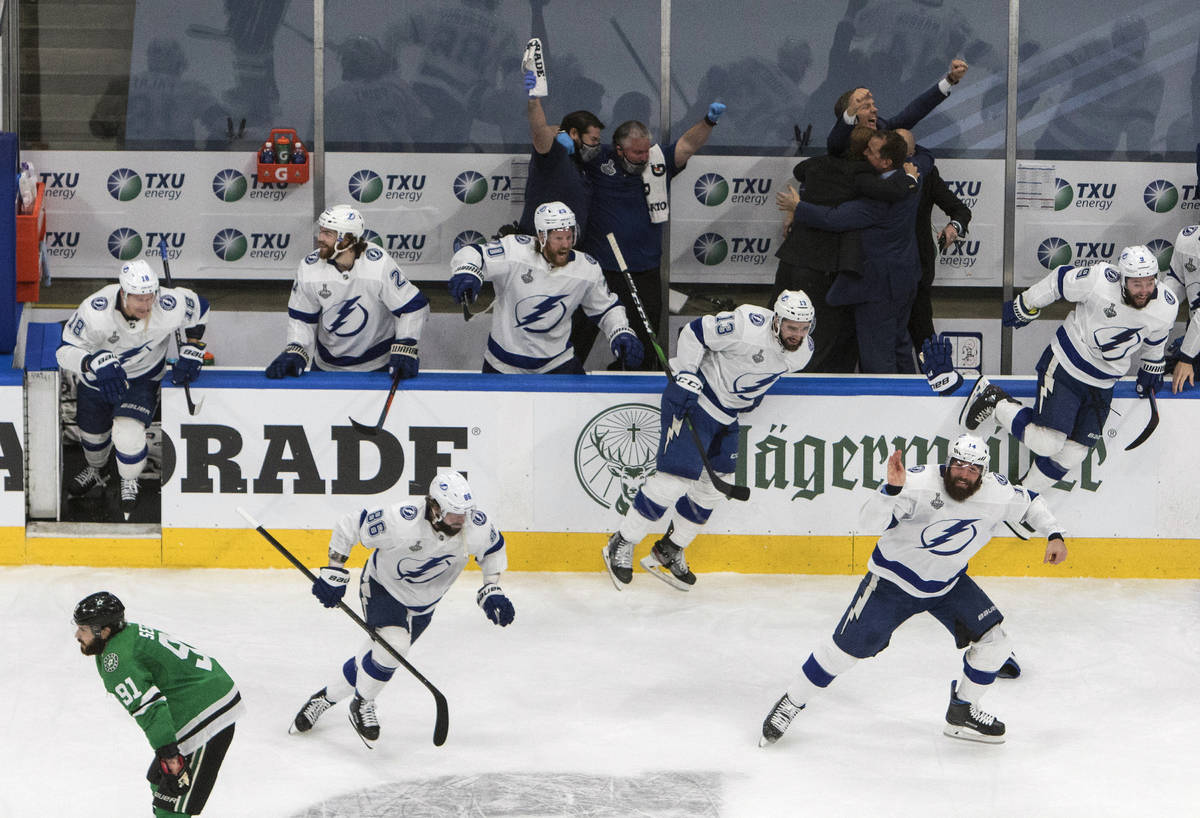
{"left": 289, "top": 771, "right": 722, "bottom": 817}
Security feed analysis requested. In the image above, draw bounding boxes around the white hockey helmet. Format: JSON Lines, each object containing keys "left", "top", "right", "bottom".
{"left": 316, "top": 204, "right": 365, "bottom": 245}
{"left": 533, "top": 201, "right": 577, "bottom": 247}
{"left": 1117, "top": 245, "right": 1158, "bottom": 280}
{"left": 428, "top": 470, "right": 474, "bottom": 516}
{"left": 774, "top": 289, "right": 816, "bottom": 324}
{"left": 948, "top": 434, "right": 989, "bottom": 469}
{"left": 118, "top": 259, "right": 158, "bottom": 296}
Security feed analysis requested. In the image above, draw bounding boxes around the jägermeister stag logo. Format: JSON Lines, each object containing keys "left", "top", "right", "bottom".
{"left": 575, "top": 403, "right": 660, "bottom": 514}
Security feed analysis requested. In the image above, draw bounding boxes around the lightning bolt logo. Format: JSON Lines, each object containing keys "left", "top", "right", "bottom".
{"left": 920, "top": 519, "right": 979, "bottom": 555}
{"left": 327, "top": 296, "right": 367, "bottom": 336}
{"left": 515, "top": 294, "right": 568, "bottom": 332}
{"left": 394, "top": 555, "right": 454, "bottom": 583}
{"left": 839, "top": 574, "right": 879, "bottom": 634}
{"left": 665, "top": 414, "right": 685, "bottom": 444}
{"left": 1094, "top": 326, "right": 1140, "bottom": 359}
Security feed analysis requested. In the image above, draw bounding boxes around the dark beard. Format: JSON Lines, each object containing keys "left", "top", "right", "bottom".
{"left": 79, "top": 638, "right": 104, "bottom": 656}
{"left": 431, "top": 518, "right": 462, "bottom": 536}
{"left": 943, "top": 470, "right": 981, "bottom": 502}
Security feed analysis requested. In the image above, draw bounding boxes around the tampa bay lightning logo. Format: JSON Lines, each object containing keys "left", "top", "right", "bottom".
{"left": 326, "top": 296, "right": 369, "bottom": 336}
{"left": 731, "top": 370, "right": 784, "bottom": 395}
{"left": 158, "top": 294, "right": 176, "bottom": 310}
{"left": 90, "top": 296, "right": 109, "bottom": 310}
{"left": 919, "top": 519, "right": 980, "bottom": 555}
{"left": 471, "top": 510, "right": 487, "bottom": 526}
{"left": 514, "top": 294, "right": 568, "bottom": 332}
{"left": 1093, "top": 326, "right": 1141, "bottom": 360}
{"left": 394, "top": 554, "right": 455, "bottom": 583}
{"left": 399, "top": 505, "right": 418, "bottom": 520}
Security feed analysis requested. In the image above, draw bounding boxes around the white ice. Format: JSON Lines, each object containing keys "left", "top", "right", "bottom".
{"left": 2, "top": 566, "right": 1198, "bottom": 817}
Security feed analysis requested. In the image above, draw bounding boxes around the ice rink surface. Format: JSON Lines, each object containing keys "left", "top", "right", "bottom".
{"left": 3, "top": 565, "right": 1198, "bottom": 817}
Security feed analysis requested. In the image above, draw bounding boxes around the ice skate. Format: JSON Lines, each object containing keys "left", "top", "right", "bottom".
{"left": 959, "top": 377, "right": 1016, "bottom": 433}
{"left": 67, "top": 465, "right": 107, "bottom": 498}
{"left": 119, "top": 478, "right": 139, "bottom": 521}
{"left": 289, "top": 687, "right": 335, "bottom": 735}
{"left": 943, "top": 681, "right": 1005, "bottom": 743}
{"left": 603, "top": 532, "right": 634, "bottom": 589}
{"left": 348, "top": 694, "right": 380, "bottom": 747}
{"left": 640, "top": 535, "right": 696, "bottom": 591}
{"left": 759, "top": 693, "right": 804, "bottom": 747}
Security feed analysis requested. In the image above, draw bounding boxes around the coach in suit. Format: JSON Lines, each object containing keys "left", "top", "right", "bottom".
{"left": 909, "top": 160, "right": 972, "bottom": 355}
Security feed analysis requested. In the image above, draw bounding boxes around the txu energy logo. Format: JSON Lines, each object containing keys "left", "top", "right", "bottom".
{"left": 349, "top": 169, "right": 383, "bottom": 203}
{"left": 1053, "top": 177, "right": 1073, "bottom": 211}
{"left": 1145, "top": 238, "right": 1174, "bottom": 270}
{"left": 1143, "top": 179, "right": 1178, "bottom": 213}
{"left": 107, "top": 228, "right": 143, "bottom": 260}
{"left": 453, "top": 170, "right": 488, "bottom": 204}
{"left": 211, "top": 169, "right": 248, "bottom": 202}
{"left": 212, "top": 228, "right": 248, "bottom": 262}
{"left": 693, "top": 232, "right": 729, "bottom": 265}
{"left": 1037, "top": 237, "right": 1072, "bottom": 269}
{"left": 693, "top": 173, "right": 729, "bottom": 206}
{"left": 108, "top": 168, "right": 142, "bottom": 201}
{"left": 453, "top": 230, "right": 486, "bottom": 252}
{"left": 575, "top": 403, "right": 660, "bottom": 514}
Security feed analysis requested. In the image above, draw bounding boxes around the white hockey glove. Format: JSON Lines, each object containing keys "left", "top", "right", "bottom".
{"left": 522, "top": 38, "right": 547, "bottom": 98}
{"left": 477, "top": 583, "right": 514, "bottom": 626}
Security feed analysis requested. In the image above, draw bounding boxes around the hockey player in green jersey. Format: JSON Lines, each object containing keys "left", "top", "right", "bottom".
{"left": 74, "top": 591, "right": 244, "bottom": 816}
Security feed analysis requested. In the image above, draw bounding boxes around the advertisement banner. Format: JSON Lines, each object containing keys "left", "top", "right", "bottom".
{"left": 0, "top": 380, "right": 25, "bottom": 541}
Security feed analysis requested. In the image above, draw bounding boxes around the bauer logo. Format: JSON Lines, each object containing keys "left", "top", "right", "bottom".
{"left": 1056, "top": 177, "right": 1116, "bottom": 212}
{"left": 693, "top": 172, "right": 729, "bottom": 206}
{"left": 107, "top": 227, "right": 144, "bottom": 260}
{"left": 574, "top": 403, "right": 661, "bottom": 515}
{"left": 37, "top": 170, "right": 79, "bottom": 200}
{"left": 212, "top": 228, "right": 248, "bottom": 262}
{"left": 45, "top": 230, "right": 81, "bottom": 260}
{"left": 939, "top": 238, "right": 982, "bottom": 269}
{"left": 1145, "top": 238, "right": 1174, "bottom": 270}
{"left": 453, "top": 230, "right": 487, "bottom": 252}
{"left": 693, "top": 233, "right": 729, "bottom": 265}
{"left": 1143, "top": 179, "right": 1179, "bottom": 213}
{"left": 349, "top": 169, "right": 384, "bottom": 203}
{"left": 1037, "top": 237, "right": 1072, "bottom": 269}
{"left": 211, "top": 169, "right": 248, "bottom": 202}
{"left": 107, "top": 168, "right": 142, "bottom": 201}
{"left": 453, "top": 170, "right": 489, "bottom": 204}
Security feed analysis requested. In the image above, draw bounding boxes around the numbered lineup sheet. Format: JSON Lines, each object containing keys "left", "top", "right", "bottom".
{"left": 1016, "top": 162, "right": 1056, "bottom": 209}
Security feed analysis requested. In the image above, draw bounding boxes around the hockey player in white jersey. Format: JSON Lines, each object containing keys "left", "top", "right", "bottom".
{"left": 1161, "top": 224, "right": 1200, "bottom": 393}
{"left": 961, "top": 245, "right": 1177, "bottom": 493}
{"left": 57, "top": 259, "right": 209, "bottom": 518}
{"left": 760, "top": 435, "right": 1067, "bottom": 747}
{"left": 603, "top": 290, "right": 814, "bottom": 591}
{"left": 265, "top": 204, "right": 430, "bottom": 378}
{"left": 290, "top": 471, "right": 513, "bottom": 746}
{"left": 447, "top": 201, "right": 643, "bottom": 373}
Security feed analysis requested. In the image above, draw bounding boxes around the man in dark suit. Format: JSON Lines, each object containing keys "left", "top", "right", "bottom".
{"left": 909, "top": 155, "right": 972, "bottom": 356}
{"left": 790, "top": 130, "right": 932, "bottom": 373}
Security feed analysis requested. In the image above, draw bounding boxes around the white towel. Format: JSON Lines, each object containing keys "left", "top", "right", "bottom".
{"left": 643, "top": 143, "right": 669, "bottom": 224}
{"left": 522, "top": 38, "right": 547, "bottom": 97}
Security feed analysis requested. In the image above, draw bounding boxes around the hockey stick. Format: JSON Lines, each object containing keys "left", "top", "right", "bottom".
{"left": 1125, "top": 390, "right": 1159, "bottom": 451}
{"left": 461, "top": 298, "right": 495, "bottom": 322}
{"left": 158, "top": 241, "right": 202, "bottom": 415}
{"left": 349, "top": 365, "right": 404, "bottom": 436}
{"left": 605, "top": 233, "right": 750, "bottom": 502}
{"left": 236, "top": 507, "right": 449, "bottom": 747}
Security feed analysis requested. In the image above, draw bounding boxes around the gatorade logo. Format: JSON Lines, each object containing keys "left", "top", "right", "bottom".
{"left": 107, "top": 168, "right": 142, "bottom": 201}
{"left": 693, "top": 173, "right": 729, "bottom": 206}
{"left": 107, "top": 228, "right": 144, "bottom": 260}
{"left": 1143, "top": 180, "right": 1179, "bottom": 214}
{"left": 453, "top": 171, "right": 488, "bottom": 204}
{"left": 693, "top": 233, "right": 729, "bottom": 266}
{"left": 349, "top": 170, "right": 384, "bottom": 203}
{"left": 212, "top": 228, "right": 248, "bottom": 262}
{"left": 1037, "top": 237, "right": 1072, "bottom": 269}
{"left": 211, "top": 169, "right": 248, "bottom": 202}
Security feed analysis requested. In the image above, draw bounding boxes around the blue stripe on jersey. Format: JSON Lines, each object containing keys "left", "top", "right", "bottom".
{"left": 1055, "top": 264, "right": 1075, "bottom": 296}
{"left": 358, "top": 509, "right": 368, "bottom": 527}
{"left": 870, "top": 546, "right": 966, "bottom": 594}
{"left": 700, "top": 381, "right": 744, "bottom": 416}
{"left": 586, "top": 300, "right": 621, "bottom": 321}
{"left": 316, "top": 336, "right": 392, "bottom": 367}
{"left": 688, "top": 317, "right": 706, "bottom": 347}
{"left": 1055, "top": 326, "right": 1118, "bottom": 381}
{"left": 1144, "top": 335, "right": 1166, "bottom": 347}
{"left": 391, "top": 291, "right": 429, "bottom": 316}
{"left": 288, "top": 307, "right": 321, "bottom": 324}
{"left": 486, "top": 335, "right": 558, "bottom": 370}
{"left": 484, "top": 534, "right": 505, "bottom": 557}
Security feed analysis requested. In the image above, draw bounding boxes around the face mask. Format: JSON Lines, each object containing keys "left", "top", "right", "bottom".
{"left": 578, "top": 142, "right": 601, "bottom": 163}
{"left": 618, "top": 155, "right": 646, "bottom": 175}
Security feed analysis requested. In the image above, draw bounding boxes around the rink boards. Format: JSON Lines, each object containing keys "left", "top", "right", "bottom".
{"left": 5, "top": 371, "right": 1200, "bottom": 577}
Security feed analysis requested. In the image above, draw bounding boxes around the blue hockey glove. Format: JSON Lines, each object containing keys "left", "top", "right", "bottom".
{"left": 312, "top": 566, "right": 349, "bottom": 608}
{"left": 920, "top": 333, "right": 963, "bottom": 395}
{"left": 663, "top": 371, "right": 703, "bottom": 418}
{"left": 477, "top": 583, "right": 514, "bottom": 627}
{"left": 265, "top": 344, "right": 308, "bottom": 379}
{"left": 1001, "top": 294, "right": 1039, "bottom": 328}
{"left": 610, "top": 330, "right": 644, "bottom": 369}
{"left": 171, "top": 340, "right": 206, "bottom": 385}
{"left": 83, "top": 351, "right": 128, "bottom": 403}
{"left": 448, "top": 269, "right": 483, "bottom": 304}
{"left": 389, "top": 339, "right": 419, "bottom": 380}
{"left": 706, "top": 102, "right": 726, "bottom": 125}
{"left": 1136, "top": 361, "right": 1164, "bottom": 397}
{"left": 554, "top": 131, "right": 576, "bottom": 155}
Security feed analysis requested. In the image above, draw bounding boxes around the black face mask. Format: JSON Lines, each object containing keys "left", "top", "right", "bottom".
{"left": 618, "top": 154, "right": 646, "bottom": 175}
{"left": 578, "top": 143, "right": 601, "bottom": 163}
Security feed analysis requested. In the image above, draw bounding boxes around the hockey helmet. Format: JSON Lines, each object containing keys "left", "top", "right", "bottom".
{"left": 317, "top": 204, "right": 366, "bottom": 245}
{"left": 428, "top": 471, "right": 475, "bottom": 516}
{"left": 1117, "top": 245, "right": 1158, "bottom": 280}
{"left": 774, "top": 289, "right": 816, "bottom": 324}
{"left": 947, "top": 434, "right": 989, "bottom": 470}
{"left": 533, "top": 201, "right": 577, "bottom": 247}
{"left": 73, "top": 591, "right": 126, "bottom": 633}
{"left": 119, "top": 259, "right": 159, "bottom": 296}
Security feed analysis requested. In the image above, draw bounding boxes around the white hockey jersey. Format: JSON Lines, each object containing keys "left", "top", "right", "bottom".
{"left": 286, "top": 245, "right": 429, "bottom": 372}
{"left": 671, "top": 305, "right": 813, "bottom": 424}
{"left": 1020, "top": 262, "right": 1177, "bottom": 388}
{"left": 1162, "top": 224, "right": 1200, "bottom": 359}
{"left": 450, "top": 235, "right": 633, "bottom": 373}
{"left": 861, "top": 466, "right": 1061, "bottom": 598}
{"left": 329, "top": 499, "right": 506, "bottom": 612}
{"left": 57, "top": 283, "right": 208, "bottom": 381}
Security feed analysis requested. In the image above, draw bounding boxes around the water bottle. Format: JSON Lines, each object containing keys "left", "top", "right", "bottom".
{"left": 292, "top": 141, "right": 307, "bottom": 164}
{"left": 259, "top": 140, "right": 275, "bottom": 164}
{"left": 273, "top": 133, "right": 292, "bottom": 164}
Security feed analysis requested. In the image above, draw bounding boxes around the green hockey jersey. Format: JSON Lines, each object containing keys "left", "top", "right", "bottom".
{"left": 95, "top": 622, "right": 244, "bottom": 755}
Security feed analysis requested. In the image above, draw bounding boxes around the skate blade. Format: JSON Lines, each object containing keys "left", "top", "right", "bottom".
{"left": 602, "top": 547, "right": 631, "bottom": 591}
{"left": 943, "top": 724, "right": 1005, "bottom": 744}
{"left": 958, "top": 376, "right": 991, "bottom": 429}
{"left": 349, "top": 715, "right": 376, "bottom": 749}
{"left": 639, "top": 554, "right": 692, "bottom": 592}
{"left": 287, "top": 721, "right": 305, "bottom": 736}
{"left": 758, "top": 734, "right": 776, "bottom": 748}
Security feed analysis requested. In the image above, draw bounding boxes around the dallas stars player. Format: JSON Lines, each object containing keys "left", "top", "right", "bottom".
{"left": 74, "top": 592, "right": 243, "bottom": 816}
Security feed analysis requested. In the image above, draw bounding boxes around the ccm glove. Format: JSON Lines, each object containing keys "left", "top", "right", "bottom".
{"left": 171, "top": 340, "right": 206, "bottom": 385}
{"left": 312, "top": 566, "right": 349, "bottom": 608}
{"left": 1001, "top": 294, "right": 1039, "bottom": 328}
{"left": 265, "top": 343, "right": 309, "bottom": 379}
{"left": 448, "top": 268, "right": 483, "bottom": 304}
{"left": 153, "top": 743, "right": 191, "bottom": 796}
{"left": 389, "top": 339, "right": 419, "bottom": 380}
{"left": 83, "top": 351, "right": 128, "bottom": 403}
{"left": 1136, "top": 360, "right": 1165, "bottom": 397}
{"left": 663, "top": 371, "right": 703, "bottom": 418}
{"left": 477, "top": 583, "right": 515, "bottom": 627}
{"left": 919, "top": 333, "right": 963, "bottom": 396}
{"left": 610, "top": 330, "right": 644, "bottom": 369}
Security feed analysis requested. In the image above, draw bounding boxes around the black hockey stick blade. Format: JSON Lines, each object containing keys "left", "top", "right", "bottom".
{"left": 237, "top": 507, "right": 449, "bottom": 746}
{"left": 1125, "top": 391, "right": 1159, "bottom": 451}
{"left": 349, "top": 366, "right": 404, "bottom": 435}
{"left": 159, "top": 241, "right": 202, "bottom": 415}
